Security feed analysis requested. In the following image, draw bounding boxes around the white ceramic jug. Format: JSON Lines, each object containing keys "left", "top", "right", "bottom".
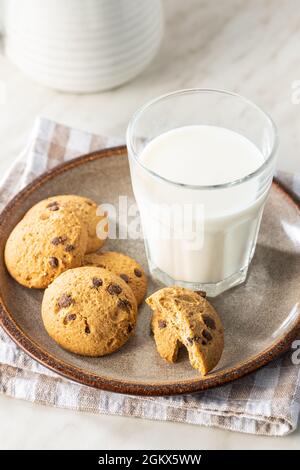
{"left": 1, "top": 0, "right": 163, "bottom": 93}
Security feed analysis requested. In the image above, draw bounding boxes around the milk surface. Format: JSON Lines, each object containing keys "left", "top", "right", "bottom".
{"left": 140, "top": 125, "right": 263, "bottom": 186}
{"left": 135, "top": 125, "right": 268, "bottom": 288}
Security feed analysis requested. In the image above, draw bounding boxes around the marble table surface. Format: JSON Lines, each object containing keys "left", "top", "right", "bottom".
{"left": 0, "top": 0, "right": 300, "bottom": 449}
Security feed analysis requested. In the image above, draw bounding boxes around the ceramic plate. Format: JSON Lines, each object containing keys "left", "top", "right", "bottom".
{"left": 0, "top": 147, "right": 300, "bottom": 396}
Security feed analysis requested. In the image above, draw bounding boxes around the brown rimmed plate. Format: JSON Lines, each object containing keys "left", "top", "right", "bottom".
{"left": 0, "top": 146, "right": 300, "bottom": 396}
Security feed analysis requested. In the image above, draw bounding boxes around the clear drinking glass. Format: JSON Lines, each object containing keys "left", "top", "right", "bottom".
{"left": 126, "top": 89, "right": 278, "bottom": 296}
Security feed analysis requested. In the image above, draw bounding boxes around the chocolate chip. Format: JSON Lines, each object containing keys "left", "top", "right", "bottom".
{"left": 57, "top": 294, "right": 74, "bottom": 309}
{"left": 84, "top": 319, "right": 91, "bottom": 334}
{"left": 49, "top": 257, "right": 59, "bottom": 268}
{"left": 202, "top": 329, "right": 212, "bottom": 341}
{"left": 120, "top": 273, "right": 129, "bottom": 283}
{"left": 51, "top": 235, "right": 67, "bottom": 245}
{"left": 47, "top": 201, "right": 59, "bottom": 211}
{"left": 175, "top": 294, "right": 195, "bottom": 303}
{"left": 128, "top": 324, "right": 133, "bottom": 333}
{"left": 202, "top": 340, "right": 207, "bottom": 346}
{"left": 202, "top": 314, "right": 216, "bottom": 330}
{"left": 134, "top": 268, "right": 142, "bottom": 278}
{"left": 192, "top": 336, "right": 201, "bottom": 343}
{"left": 107, "top": 284, "right": 122, "bottom": 295}
{"left": 117, "top": 298, "right": 132, "bottom": 312}
{"left": 64, "top": 313, "right": 76, "bottom": 324}
{"left": 158, "top": 320, "right": 167, "bottom": 329}
{"left": 92, "top": 277, "right": 103, "bottom": 288}
{"left": 65, "top": 244, "right": 75, "bottom": 252}
{"left": 196, "top": 290, "right": 207, "bottom": 298}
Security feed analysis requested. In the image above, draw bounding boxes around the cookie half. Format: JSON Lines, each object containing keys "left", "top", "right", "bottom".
{"left": 84, "top": 251, "right": 147, "bottom": 305}
{"left": 146, "top": 287, "right": 224, "bottom": 375}
{"left": 151, "top": 310, "right": 181, "bottom": 363}
{"left": 5, "top": 208, "right": 88, "bottom": 288}
{"left": 26, "top": 194, "right": 108, "bottom": 253}
{"left": 42, "top": 267, "right": 137, "bottom": 356}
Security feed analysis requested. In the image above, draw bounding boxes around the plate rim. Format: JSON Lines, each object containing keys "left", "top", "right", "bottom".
{"left": 0, "top": 145, "right": 300, "bottom": 396}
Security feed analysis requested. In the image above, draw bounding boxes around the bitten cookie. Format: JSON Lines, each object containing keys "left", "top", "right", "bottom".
{"left": 5, "top": 208, "right": 88, "bottom": 288}
{"left": 26, "top": 194, "right": 108, "bottom": 253}
{"left": 146, "top": 287, "right": 224, "bottom": 375}
{"left": 151, "top": 310, "right": 181, "bottom": 363}
{"left": 84, "top": 251, "right": 147, "bottom": 305}
{"left": 42, "top": 267, "right": 137, "bottom": 356}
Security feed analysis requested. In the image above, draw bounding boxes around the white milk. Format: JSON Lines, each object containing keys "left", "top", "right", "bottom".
{"left": 134, "top": 125, "right": 268, "bottom": 288}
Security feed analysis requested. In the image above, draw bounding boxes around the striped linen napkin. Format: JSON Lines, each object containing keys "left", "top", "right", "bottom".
{"left": 0, "top": 117, "right": 299, "bottom": 436}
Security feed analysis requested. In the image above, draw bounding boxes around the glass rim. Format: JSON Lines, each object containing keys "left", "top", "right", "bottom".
{"left": 126, "top": 88, "right": 278, "bottom": 190}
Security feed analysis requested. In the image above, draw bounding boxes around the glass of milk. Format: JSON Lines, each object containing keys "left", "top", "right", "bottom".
{"left": 126, "top": 89, "right": 278, "bottom": 296}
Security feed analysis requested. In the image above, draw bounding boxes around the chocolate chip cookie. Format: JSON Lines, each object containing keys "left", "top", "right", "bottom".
{"left": 42, "top": 266, "right": 137, "bottom": 356}
{"left": 5, "top": 208, "right": 88, "bottom": 288}
{"left": 84, "top": 251, "right": 147, "bottom": 305}
{"left": 26, "top": 194, "right": 108, "bottom": 253}
{"left": 146, "top": 287, "right": 224, "bottom": 375}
